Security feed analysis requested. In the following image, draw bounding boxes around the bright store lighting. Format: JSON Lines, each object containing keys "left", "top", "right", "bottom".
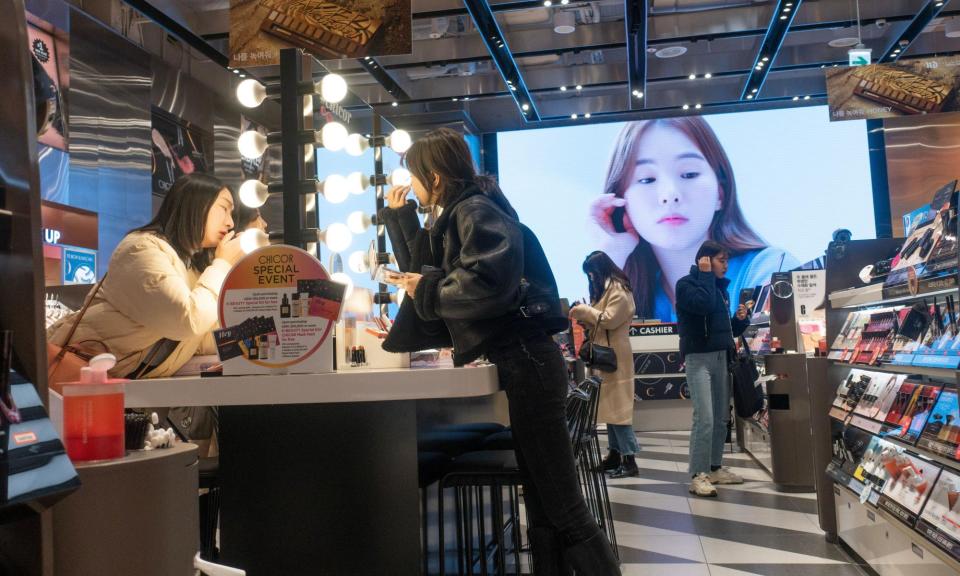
{"left": 348, "top": 172, "right": 369, "bottom": 195}
{"left": 240, "top": 229, "right": 269, "bottom": 254}
{"left": 323, "top": 224, "right": 353, "bottom": 254}
{"left": 236, "top": 79, "right": 267, "bottom": 108}
{"left": 320, "top": 74, "right": 348, "bottom": 103}
{"left": 347, "top": 211, "right": 374, "bottom": 234}
{"left": 239, "top": 180, "right": 269, "bottom": 208}
{"left": 238, "top": 130, "right": 268, "bottom": 159}
{"left": 323, "top": 175, "right": 350, "bottom": 204}
{"left": 390, "top": 167, "right": 412, "bottom": 186}
{"left": 321, "top": 122, "right": 348, "bottom": 152}
{"left": 387, "top": 129, "right": 412, "bottom": 154}
{"left": 348, "top": 251, "right": 369, "bottom": 274}
{"left": 345, "top": 133, "right": 370, "bottom": 157}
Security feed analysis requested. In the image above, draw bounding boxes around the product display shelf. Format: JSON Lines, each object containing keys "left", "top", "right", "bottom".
{"left": 829, "top": 283, "right": 958, "bottom": 310}
{"left": 834, "top": 480, "right": 960, "bottom": 576}
{"left": 833, "top": 361, "right": 958, "bottom": 381}
{"left": 883, "top": 434, "right": 960, "bottom": 475}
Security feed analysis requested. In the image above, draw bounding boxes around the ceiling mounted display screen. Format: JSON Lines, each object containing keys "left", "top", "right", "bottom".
{"left": 498, "top": 107, "right": 875, "bottom": 321}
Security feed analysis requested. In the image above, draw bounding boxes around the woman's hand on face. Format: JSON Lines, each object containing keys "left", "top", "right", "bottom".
{"left": 697, "top": 256, "right": 713, "bottom": 273}
{"left": 386, "top": 185, "right": 412, "bottom": 209}
{"left": 401, "top": 273, "right": 422, "bottom": 295}
{"left": 589, "top": 195, "right": 639, "bottom": 268}
{"left": 215, "top": 231, "right": 245, "bottom": 265}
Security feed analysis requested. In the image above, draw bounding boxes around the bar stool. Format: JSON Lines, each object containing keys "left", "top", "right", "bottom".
{"left": 198, "top": 457, "right": 221, "bottom": 561}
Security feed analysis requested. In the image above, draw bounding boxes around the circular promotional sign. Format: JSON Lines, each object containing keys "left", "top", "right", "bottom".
{"left": 217, "top": 245, "right": 344, "bottom": 371}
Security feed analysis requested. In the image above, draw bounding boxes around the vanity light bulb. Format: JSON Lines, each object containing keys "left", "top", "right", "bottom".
{"left": 323, "top": 223, "right": 353, "bottom": 253}
{"left": 345, "top": 133, "right": 370, "bottom": 157}
{"left": 240, "top": 229, "right": 269, "bottom": 254}
{"left": 236, "top": 79, "right": 267, "bottom": 108}
{"left": 322, "top": 174, "right": 350, "bottom": 204}
{"left": 321, "top": 122, "right": 348, "bottom": 152}
{"left": 348, "top": 250, "right": 369, "bottom": 274}
{"left": 347, "top": 171, "right": 370, "bottom": 195}
{"left": 320, "top": 73, "right": 348, "bottom": 103}
{"left": 330, "top": 271, "right": 354, "bottom": 299}
{"left": 388, "top": 129, "right": 412, "bottom": 153}
{"left": 238, "top": 130, "right": 268, "bottom": 159}
{"left": 347, "top": 211, "right": 372, "bottom": 234}
{"left": 239, "top": 180, "right": 269, "bottom": 208}
{"left": 389, "top": 167, "right": 412, "bottom": 186}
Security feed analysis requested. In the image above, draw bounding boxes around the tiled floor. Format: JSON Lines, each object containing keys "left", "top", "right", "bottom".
{"left": 607, "top": 431, "right": 870, "bottom": 576}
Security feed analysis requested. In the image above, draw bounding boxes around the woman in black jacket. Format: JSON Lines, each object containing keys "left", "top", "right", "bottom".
{"left": 386, "top": 128, "right": 620, "bottom": 575}
{"left": 676, "top": 241, "right": 751, "bottom": 497}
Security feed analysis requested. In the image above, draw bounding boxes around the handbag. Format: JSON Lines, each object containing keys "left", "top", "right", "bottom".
{"left": 47, "top": 276, "right": 110, "bottom": 389}
{"left": 577, "top": 298, "right": 618, "bottom": 373}
{"left": 730, "top": 336, "right": 763, "bottom": 419}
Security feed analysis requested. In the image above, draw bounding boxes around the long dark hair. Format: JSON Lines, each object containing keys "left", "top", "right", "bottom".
{"left": 134, "top": 173, "right": 228, "bottom": 270}
{"left": 583, "top": 251, "right": 633, "bottom": 304}
{"left": 404, "top": 127, "right": 518, "bottom": 219}
{"left": 604, "top": 118, "right": 766, "bottom": 316}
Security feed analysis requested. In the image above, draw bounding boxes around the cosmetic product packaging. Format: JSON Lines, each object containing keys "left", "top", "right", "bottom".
{"left": 62, "top": 354, "right": 125, "bottom": 462}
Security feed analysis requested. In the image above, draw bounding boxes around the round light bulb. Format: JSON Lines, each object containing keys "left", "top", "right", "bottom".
{"left": 330, "top": 272, "right": 354, "bottom": 299}
{"left": 388, "top": 129, "right": 412, "bottom": 153}
{"left": 320, "top": 121, "right": 348, "bottom": 152}
{"left": 324, "top": 223, "right": 353, "bottom": 253}
{"left": 240, "top": 229, "right": 269, "bottom": 254}
{"left": 348, "top": 250, "right": 369, "bottom": 274}
{"left": 322, "top": 174, "right": 350, "bottom": 204}
{"left": 236, "top": 79, "right": 267, "bottom": 108}
{"left": 238, "top": 130, "right": 268, "bottom": 159}
{"left": 389, "top": 167, "right": 412, "bottom": 186}
{"left": 239, "top": 179, "right": 269, "bottom": 208}
{"left": 347, "top": 211, "right": 372, "bottom": 234}
{"left": 347, "top": 171, "right": 370, "bottom": 195}
{"left": 320, "top": 73, "right": 348, "bottom": 103}
{"left": 345, "top": 133, "right": 369, "bottom": 157}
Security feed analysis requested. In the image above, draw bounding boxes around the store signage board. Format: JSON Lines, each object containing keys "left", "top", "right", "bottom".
{"left": 629, "top": 323, "right": 684, "bottom": 400}
{"left": 215, "top": 245, "right": 345, "bottom": 375}
{"left": 826, "top": 55, "right": 960, "bottom": 122}
{"left": 62, "top": 247, "right": 96, "bottom": 285}
{"left": 917, "top": 467, "right": 960, "bottom": 562}
{"left": 848, "top": 48, "right": 872, "bottom": 67}
{"left": 791, "top": 270, "right": 826, "bottom": 355}
{"left": 229, "top": 0, "right": 413, "bottom": 67}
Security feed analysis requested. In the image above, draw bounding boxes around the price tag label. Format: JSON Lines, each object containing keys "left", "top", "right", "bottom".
{"left": 860, "top": 483, "right": 872, "bottom": 504}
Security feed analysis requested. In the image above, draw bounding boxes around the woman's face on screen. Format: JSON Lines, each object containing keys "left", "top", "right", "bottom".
{"left": 622, "top": 125, "right": 721, "bottom": 252}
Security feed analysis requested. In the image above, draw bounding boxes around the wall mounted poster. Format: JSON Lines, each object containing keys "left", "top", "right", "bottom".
{"left": 151, "top": 107, "right": 213, "bottom": 197}
{"left": 27, "top": 16, "right": 68, "bottom": 150}
{"left": 878, "top": 450, "right": 942, "bottom": 526}
{"left": 826, "top": 55, "right": 960, "bottom": 122}
{"left": 229, "top": 0, "right": 412, "bottom": 67}
{"left": 216, "top": 245, "right": 345, "bottom": 375}
{"left": 917, "top": 468, "right": 960, "bottom": 562}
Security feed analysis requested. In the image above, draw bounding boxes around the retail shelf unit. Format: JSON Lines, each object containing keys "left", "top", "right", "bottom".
{"left": 821, "top": 237, "right": 960, "bottom": 574}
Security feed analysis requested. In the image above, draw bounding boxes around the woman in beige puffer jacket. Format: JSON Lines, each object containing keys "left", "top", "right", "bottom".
{"left": 48, "top": 173, "right": 245, "bottom": 379}
{"left": 570, "top": 251, "right": 638, "bottom": 478}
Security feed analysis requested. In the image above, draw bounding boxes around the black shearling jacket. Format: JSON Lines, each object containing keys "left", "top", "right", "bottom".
{"left": 675, "top": 266, "right": 749, "bottom": 358}
{"left": 409, "top": 186, "right": 567, "bottom": 365}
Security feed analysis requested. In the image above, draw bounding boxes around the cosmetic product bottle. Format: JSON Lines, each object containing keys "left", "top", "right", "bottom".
{"left": 248, "top": 337, "right": 259, "bottom": 360}
{"left": 63, "top": 353, "right": 125, "bottom": 462}
{"left": 280, "top": 294, "right": 291, "bottom": 318}
{"left": 300, "top": 292, "right": 310, "bottom": 317}
{"left": 259, "top": 335, "right": 269, "bottom": 360}
{"left": 292, "top": 293, "right": 301, "bottom": 318}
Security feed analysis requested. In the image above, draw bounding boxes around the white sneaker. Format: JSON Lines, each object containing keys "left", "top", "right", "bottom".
{"left": 689, "top": 473, "right": 718, "bottom": 497}
{"left": 708, "top": 467, "right": 744, "bottom": 485}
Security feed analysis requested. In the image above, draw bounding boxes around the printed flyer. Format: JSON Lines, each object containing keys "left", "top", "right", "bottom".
{"left": 216, "top": 245, "right": 345, "bottom": 375}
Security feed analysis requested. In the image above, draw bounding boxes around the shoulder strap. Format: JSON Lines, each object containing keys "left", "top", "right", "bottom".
{"left": 58, "top": 274, "right": 107, "bottom": 348}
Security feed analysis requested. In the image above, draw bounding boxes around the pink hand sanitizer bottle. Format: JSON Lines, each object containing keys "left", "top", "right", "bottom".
{"left": 63, "top": 353, "right": 125, "bottom": 462}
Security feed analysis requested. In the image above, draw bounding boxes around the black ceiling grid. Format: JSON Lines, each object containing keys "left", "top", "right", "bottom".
{"left": 356, "top": 57, "right": 412, "bottom": 102}
{"left": 879, "top": 0, "right": 953, "bottom": 62}
{"left": 625, "top": 0, "right": 648, "bottom": 110}
{"left": 741, "top": 0, "right": 804, "bottom": 101}
{"left": 462, "top": 0, "right": 541, "bottom": 122}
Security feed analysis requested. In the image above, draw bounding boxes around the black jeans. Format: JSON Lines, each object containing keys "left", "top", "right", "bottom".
{"left": 486, "top": 332, "right": 600, "bottom": 546}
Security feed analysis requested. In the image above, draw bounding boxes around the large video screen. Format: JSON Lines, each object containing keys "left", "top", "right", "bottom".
{"left": 498, "top": 106, "right": 875, "bottom": 321}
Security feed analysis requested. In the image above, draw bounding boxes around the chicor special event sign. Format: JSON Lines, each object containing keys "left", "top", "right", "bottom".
{"left": 229, "top": 0, "right": 412, "bottom": 67}
{"left": 216, "top": 245, "right": 345, "bottom": 375}
{"left": 826, "top": 55, "right": 960, "bottom": 122}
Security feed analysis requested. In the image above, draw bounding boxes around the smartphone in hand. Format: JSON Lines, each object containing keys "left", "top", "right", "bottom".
{"left": 375, "top": 265, "right": 406, "bottom": 286}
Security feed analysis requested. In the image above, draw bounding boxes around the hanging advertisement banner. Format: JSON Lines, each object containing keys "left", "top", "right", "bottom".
{"left": 229, "top": 0, "right": 413, "bottom": 68}
{"left": 215, "top": 245, "right": 345, "bottom": 375}
{"left": 826, "top": 56, "right": 960, "bottom": 122}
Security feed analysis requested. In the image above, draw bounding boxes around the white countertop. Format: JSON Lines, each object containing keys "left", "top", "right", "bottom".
{"left": 124, "top": 365, "right": 500, "bottom": 408}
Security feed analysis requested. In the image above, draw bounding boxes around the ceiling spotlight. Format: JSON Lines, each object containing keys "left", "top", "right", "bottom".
{"left": 783, "top": 7, "right": 791, "bottom": 12}
{"left": 233, "top": 69, "right": 240, "bottom": 74}
{"left": 561, "top": 86, "right": 568, "bottom": 91}
{"left": 637, "top": 91, "right": 644, "bottom": 98}
{"left": 391, "top": 102, "right": 398, "bottom": 107}
{"left": 510, "top": 85, "right": 517, "bottom": 91}
{"left": 780, "top": 15, "right": 787, "bottom": 20}
{"left": 239, "top": 73, "right": 246, "bottom": 78}
{"left": 543, "top": 0, "right": 552, "bottom": 6}
{"left": 793, "top": 96, "right": 800, "bottom": 101}
{"left": 752, "top": 88, "right": 758, "bottom": 93}
{"left": 632, "top": 89, "right": 640, "bottom": 96}
{"left": 756, "top": 65, "right": 763, "bottom": 70}
{"left": 936, "top": 1, "right": 944, "bottom": 6}
{"left": 320, "top": 73, "right": 348, "bottom": 103}
{"left": 704, "top": 73, "right": 713, "bottom": 79}
{"left": 463, "top": 96, "right": 470, "bottom": 101}
{"left": 747, "top": 94, "right": 754, "bottom": 99}
{"left": 452, "top": 97, "right": 459, "bottom": 101}
{"left": 521, "top": 103, "right": 530, "bottom": 111}
{"left": 576, "top": 84, "right": 583, "bottom": 90}
{"left": 682, "top": 104, "right": 690, "bottom": 110}
{"left": 554, "top": 11, "right": 576, "bottom": 34}
{"left": 804, "top": 95, "right": 811, "bottom": 100}
{"left": 762, "top": 56, "right": 769, "bottom": 62}
{"left": 571, "top": 114, "right": 578, "bottom": 119}
{"left": 585, "top": 113, "right": 591, "bottom": 118}
{"left": 689, "top": 74, "right": 696, "bottom": 80}
{"left": 695, "top": 104, "right": 702, "bottom": 109}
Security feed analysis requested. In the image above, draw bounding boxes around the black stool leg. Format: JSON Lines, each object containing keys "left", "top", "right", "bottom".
{"left": 493, "top": 484, "right": 505, "bottom": 575}
{"left": 511, "top": 486, "right": 521, "bottom": 574}
{"left": 478, "top": 486, "right": 488, "bottom": 576}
